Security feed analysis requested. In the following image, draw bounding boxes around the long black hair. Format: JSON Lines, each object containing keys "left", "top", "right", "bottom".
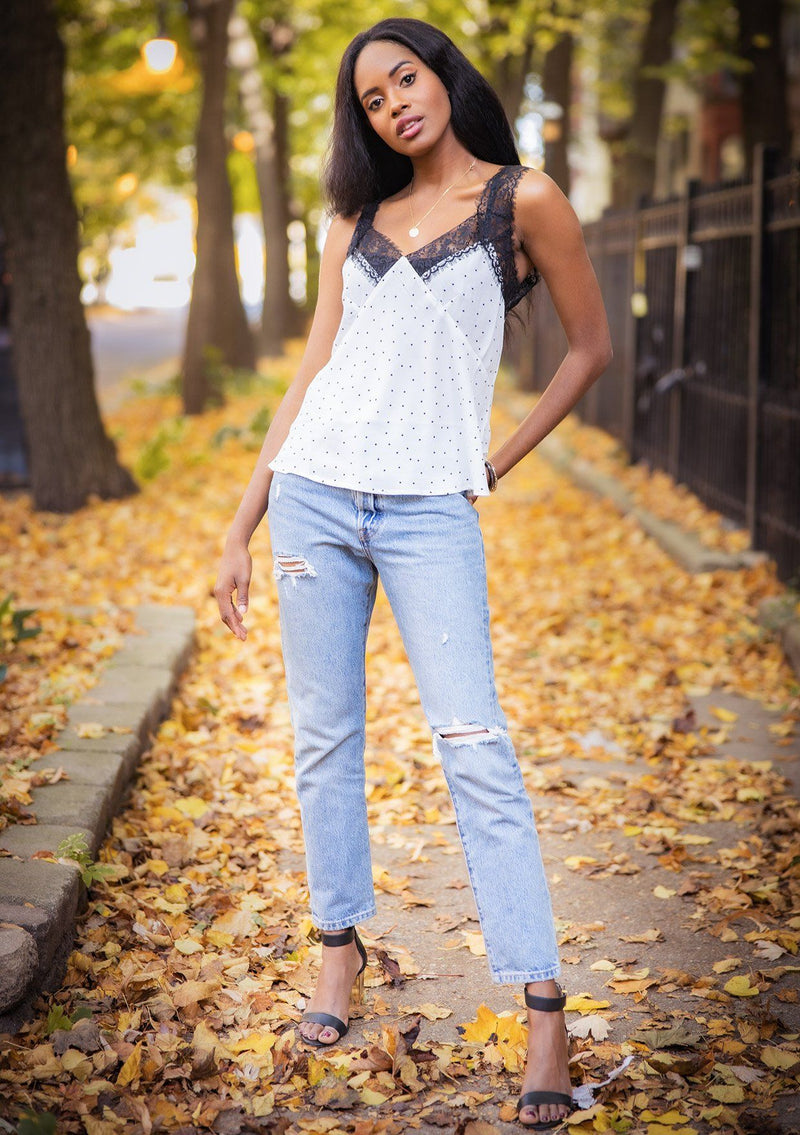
{"left": 323, "top": 18, "right": 521, "bottom": 217}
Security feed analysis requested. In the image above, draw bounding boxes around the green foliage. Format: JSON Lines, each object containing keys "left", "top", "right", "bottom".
{"left": 133, "top": 416, "right": 187, "bottom": 481}
{"left": 0, "top": 593, "right": 42, "bottom": 647}
{"left": 60, "top": 0, "right": 199, "bottom": 262}
{"left": 55, "top": 832, "right": 120, "bottom": 889}
{"left": 202, "top": 346, "right": 262, "bottom": 403}
{"left": 589, "top": 0, "right": 749, "bottom": 126}
{"left": 0, "top": 593, "right": 42, "bottom": 686}
{"left": 227, "top": 149, "right": 261, "bottom": 214}
{"left": 44, "top": 1002, "right": 93, "bottom": 1036}
{"left": 14, "top": 1111, "right": 58, "bottom": 1135}
{"left": 211, "top": 404, "right": 273, "bottom": 452}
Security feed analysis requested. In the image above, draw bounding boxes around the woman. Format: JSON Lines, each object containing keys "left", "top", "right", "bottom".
{"left": 215, "top": 17, "right": 612, "bottom": 1130}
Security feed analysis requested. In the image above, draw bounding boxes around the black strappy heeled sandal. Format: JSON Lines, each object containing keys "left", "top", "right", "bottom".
{"left": 517, "top": 982, "right": 576, "bottom": 1131}
{"left": 298, "top": 926, "right": 368, "bottom": 1047}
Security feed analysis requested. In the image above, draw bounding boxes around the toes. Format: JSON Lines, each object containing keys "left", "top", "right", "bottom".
{"left": 519, "top": 1103, "right": 570, "bottom": 1127}
{"left": 299, "top": 1022, "right": 338, "bottom": 1044}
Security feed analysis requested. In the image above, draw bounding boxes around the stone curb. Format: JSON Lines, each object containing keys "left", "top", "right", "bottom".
{"left": 0, "top": 603, "right": 196, "bottom": 1033}
{"left": 534, "top": 434, "right": 767, "bottom": 573}
{"left": 756, "top": 595, "right": 800, "bottom": 684}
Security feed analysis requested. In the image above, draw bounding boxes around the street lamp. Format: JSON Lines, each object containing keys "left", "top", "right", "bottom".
{"left": 142, "top": 2, "right": 177, "bottom": 74}
{"left": 142, "top": 37, "right": 178, "bottom": 74}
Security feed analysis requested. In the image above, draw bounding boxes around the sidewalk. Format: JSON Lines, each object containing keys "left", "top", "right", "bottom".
{"left": 495, "top": 384, "right": 800, "bottom": 687}
{"left": 1, "top": 378, "right": 798, "bottom": 1134}
{"left": 0, "top": 604, "right": 196, "bottom": 1032}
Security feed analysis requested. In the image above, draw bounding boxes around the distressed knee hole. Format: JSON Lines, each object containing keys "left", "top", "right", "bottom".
{"left": 434, "top": 718, "right": 506, "bottom": 746}
{"left": 273, "top": 553, "right": 318, "bottom": 583}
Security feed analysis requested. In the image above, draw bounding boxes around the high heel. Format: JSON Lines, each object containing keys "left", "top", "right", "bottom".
{"left": 517, "top": 983, "right": 576, "bottom": 1131}
{"left": 299, "top": 926, "right": 368, "bottom": 1047}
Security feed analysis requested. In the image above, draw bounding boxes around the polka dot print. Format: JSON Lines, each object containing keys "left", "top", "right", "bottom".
{"left": 268, "top": 166, "right": 539, "bottom": 497}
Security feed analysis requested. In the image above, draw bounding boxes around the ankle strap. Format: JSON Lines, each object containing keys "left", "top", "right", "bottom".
{"left": 524, "top": 983, "right": 566, "bottom": 1012}
{"left": 319, "top": 927, "right": 355, "bottom": 946}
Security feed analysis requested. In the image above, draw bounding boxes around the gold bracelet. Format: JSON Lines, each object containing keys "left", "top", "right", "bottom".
{"left": 484, "top": 459, "right": 498, "bottom": 492}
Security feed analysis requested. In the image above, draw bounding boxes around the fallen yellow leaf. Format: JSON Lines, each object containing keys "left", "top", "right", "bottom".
{"left": 173, "top": 936, "right": 203, "bottom": 954}
{"left": 710, "top": 706, "right": 738, "bottom": 722}
{"left": 724, "top": 975, "right": 760, "bottom": 997}
{"left": 116, "top": 1042, "right": 142, "bottom": 1087}
{"left": 76, "top": 722, "right": 106, "bottom": 738}
{"left": 565, "top": 993, "right": 611, "bottom": 1014}
{"left": 174, "top": 795, "right": 211, "bottom": 818}
{"left": 760, "top": 1046, "right": 800, "bottom": 1070}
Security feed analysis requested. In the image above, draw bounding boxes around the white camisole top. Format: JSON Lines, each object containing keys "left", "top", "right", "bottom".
{"left": 268, "top": 164, "right": 540, "bottom": 496}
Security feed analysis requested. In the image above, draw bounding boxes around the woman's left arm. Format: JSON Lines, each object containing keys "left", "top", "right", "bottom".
{"left": 489, "top": 169, "right": 613, "bottom": 483}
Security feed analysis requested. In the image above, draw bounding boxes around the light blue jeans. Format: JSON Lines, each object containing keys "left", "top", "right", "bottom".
{"left": 267, "top": 470, "right": 560, "bottom": 984}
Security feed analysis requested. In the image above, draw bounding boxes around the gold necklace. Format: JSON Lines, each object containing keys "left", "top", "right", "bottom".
{"left": 406, "top": 157, "right": 477, "bottom": 238}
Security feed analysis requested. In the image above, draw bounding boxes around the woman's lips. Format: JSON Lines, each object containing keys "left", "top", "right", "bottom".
{"left": 398, "top": 117, "right": 423, "bottom": 139}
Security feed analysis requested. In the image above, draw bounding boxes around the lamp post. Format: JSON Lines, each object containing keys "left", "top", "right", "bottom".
{"left": 142, "top": 2, "right": 178, "bottom": 74}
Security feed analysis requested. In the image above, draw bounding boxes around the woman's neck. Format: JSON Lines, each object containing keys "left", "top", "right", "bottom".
{"left": 406, "top": 142, "right": 480, "bottom": 196}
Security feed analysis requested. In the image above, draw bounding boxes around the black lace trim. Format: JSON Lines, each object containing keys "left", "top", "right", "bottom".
{"left": 351, "top": 248, "right": 381, "bottom": 285}
{"left": 348, "top": 166, "right": 540, "bottom": 312}
{"left": 480, "top": 166, "right": 541, "bottom": 311}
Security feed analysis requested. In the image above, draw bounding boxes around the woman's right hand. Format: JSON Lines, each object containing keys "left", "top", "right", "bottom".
{"left": 214, "top": 541, "right": 253, "bottom": 641}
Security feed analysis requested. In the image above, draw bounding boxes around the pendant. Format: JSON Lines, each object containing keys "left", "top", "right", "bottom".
{"left": 408, "top": 226, "right": 419, "bottom": 238}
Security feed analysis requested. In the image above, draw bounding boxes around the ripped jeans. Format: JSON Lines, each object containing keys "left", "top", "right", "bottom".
{"left": 266, "top": 470, "right": 560, "bottom": 983}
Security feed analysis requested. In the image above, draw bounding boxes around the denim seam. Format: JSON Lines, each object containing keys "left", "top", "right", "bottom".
{"left": 434, "top": 729, "right": 561, "bottom": 983}
{"left": 311, "top": 903, "right": 378, "bottom": 931}
{"left": 492, "top": 965, "right": 562, "bottom": 985}
{"left": 351, "top": 567, "right": 378, "bottom": 918}
{"left": 433, "top": 732, "right": 501, "bottom": 978}
{"left": 477, "top": 534, "right": 502, "bottom": 719}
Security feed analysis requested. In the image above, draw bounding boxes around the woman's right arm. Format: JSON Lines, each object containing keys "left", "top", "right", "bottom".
{"left": 214, "top": 211, "right": 357, "bottom": 640}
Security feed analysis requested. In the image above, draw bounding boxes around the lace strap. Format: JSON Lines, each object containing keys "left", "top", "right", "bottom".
{"left": 347, "top": 199, "right": 380, "bottom": 258}
{"left": 478, "top": 165, "right": 540, "bottom": 312}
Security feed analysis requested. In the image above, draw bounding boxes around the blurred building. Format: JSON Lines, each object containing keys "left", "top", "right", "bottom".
{"left": 654, "top": 5, "right": 799, "bottom": 194}
{"left": 576, "top": 6, "right": 800, "bottom": 206}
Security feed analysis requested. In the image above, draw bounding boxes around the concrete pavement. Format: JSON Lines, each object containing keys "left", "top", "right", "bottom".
{"left": 0, "top": 603, "right": 195, "bottom": 1033}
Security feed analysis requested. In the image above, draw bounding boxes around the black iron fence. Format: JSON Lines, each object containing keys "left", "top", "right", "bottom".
{"left": 513, "top": 144, "right": 800, "bottom": 584}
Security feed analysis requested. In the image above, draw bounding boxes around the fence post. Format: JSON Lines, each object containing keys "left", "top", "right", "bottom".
{"left": 622, "top": 205, "right": 640, "bottom": 458}
{"left": 585, "top": 222, "right": 602, "bottom": 427}
{"left": 746, "top": 143, "right": 771, "bottom": 543}
{"left": 669, "top": 177, "right": 697, "bottom": 480}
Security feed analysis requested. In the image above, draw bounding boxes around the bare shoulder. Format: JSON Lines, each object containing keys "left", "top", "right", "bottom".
{"left": 323, "top": 210, "right": 360, "bottom": 254}
{"left": 514, "top": 167, "right": 585, "bottom": 263}
{"left": 515, "top": 168, "right": 576, "bottom": 225}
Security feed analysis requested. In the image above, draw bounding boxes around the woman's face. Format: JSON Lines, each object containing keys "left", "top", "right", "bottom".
{"left": 353, "top": 39, "right": 453, "bottom": 155}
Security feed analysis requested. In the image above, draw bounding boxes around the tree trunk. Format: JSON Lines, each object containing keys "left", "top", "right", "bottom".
{"left": 0, "top": 0, "right": 137, "bottom": 511}
{"left": 227, "top": 11, "right": 294, "bottom": 356}
{"left": 491, "top": 40, "right": 535, "bottom": 131}
{"left": 272, "top": 90, "right": 305, "bottom": 338}
{"left": 736, "top": 0, "right": 790, "bottom": 177}
{"left": 542, "top": 31, "right": 573, "bottom": 195}
{"left": 614, "top": 0, "right": 679, "bottom": 208}
{"left": 183, "top": 0, "right": 254, "bottom": 415}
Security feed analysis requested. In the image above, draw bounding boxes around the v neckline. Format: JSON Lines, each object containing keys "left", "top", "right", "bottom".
{"left": 367, "top": 165, "right": 507, "bottom": 261}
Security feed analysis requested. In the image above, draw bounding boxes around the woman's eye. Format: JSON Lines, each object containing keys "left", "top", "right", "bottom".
{"left": 365, "top": 71, "right": 414, "bottom": 111}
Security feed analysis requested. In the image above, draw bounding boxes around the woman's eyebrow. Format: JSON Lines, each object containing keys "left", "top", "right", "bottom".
{"left": 359, "top": 60, "right": 413, "bottom": 103}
